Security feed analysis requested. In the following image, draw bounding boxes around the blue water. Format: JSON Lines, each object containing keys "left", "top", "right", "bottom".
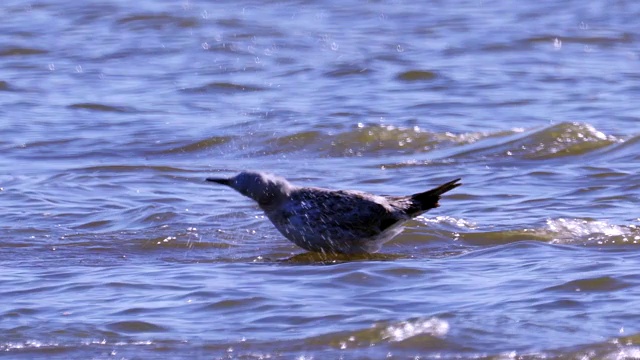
{"left": 1, "top": 1, "right": 640, "bottom": 359}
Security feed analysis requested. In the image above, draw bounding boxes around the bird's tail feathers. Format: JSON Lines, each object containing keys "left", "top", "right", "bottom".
{"left": 408, "top": 178, "right": 461, "bottom": 215}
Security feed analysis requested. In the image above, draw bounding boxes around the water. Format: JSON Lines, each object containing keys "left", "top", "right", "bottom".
{"left": 1, "top": 0, "right": 640, "bottom": 359}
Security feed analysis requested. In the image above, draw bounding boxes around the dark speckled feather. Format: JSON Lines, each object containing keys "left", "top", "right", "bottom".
{"left": 206, "top": 171, "right": 461, "bottom": 254}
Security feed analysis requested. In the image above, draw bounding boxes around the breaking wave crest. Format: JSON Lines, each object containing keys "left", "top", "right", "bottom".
{"left": 168, "top": 122, "right": 627, "bottom": 164}
{"left": 444, "top": 217, "right": 640, "bottom": 248}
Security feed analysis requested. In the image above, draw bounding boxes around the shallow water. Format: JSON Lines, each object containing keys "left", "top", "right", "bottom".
{"left": 2, "top": 0, "right": 640, "bottom": 359}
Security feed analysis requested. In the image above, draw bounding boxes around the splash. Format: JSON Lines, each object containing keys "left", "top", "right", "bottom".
{"left": 546, "top": 218, "right": 638, "bottom": 245}
{"left": 382, "top": 317, "right": 449, "bottom": 342}
{"left": 419, "top": 215, "right": 478, "bottom": 229}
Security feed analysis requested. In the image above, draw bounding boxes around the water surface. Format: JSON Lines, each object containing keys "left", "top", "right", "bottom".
{"left": 1, "top": 1, "right": 640, "bottom": 359}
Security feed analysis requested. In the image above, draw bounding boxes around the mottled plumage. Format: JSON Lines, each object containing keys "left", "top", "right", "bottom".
{"left": 207, "top": 171, "right": 461, "bottom": 254}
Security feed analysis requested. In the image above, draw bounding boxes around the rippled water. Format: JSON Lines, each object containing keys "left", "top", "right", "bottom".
{"left": 2, "top": 0, "right": 640, "bottom": 359}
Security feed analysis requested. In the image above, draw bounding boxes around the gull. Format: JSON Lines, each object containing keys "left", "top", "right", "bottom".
{"left": 206, "top": 171, "right": 461, "bottom": 254}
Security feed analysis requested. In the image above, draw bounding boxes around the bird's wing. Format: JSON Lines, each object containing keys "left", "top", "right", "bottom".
{"left": 285, "top": 188, "right": 402, "bottom": 240}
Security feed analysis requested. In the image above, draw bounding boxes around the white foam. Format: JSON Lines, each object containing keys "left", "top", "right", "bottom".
{"left": 382, "top": 317, "right": 449, "bottom": 342}
{"left": 546, "top": 218, "right": 634, "bottom": 245}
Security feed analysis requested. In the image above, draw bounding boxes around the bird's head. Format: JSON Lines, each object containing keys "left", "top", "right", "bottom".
{"left": 206, "top": 171, "right": 292, "bottom": 207}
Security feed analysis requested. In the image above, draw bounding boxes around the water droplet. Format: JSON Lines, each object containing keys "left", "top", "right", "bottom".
{"left": 553, "top": 38, "right": 562, "bottom": 50}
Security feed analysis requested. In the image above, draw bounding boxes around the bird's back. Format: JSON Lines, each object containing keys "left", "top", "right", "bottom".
{"left": 264, "top": 187, "right": 406, "bottom": 253}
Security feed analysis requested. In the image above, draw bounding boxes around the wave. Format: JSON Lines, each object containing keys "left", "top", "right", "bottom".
{"left": 440, "top": 217, "right": 634, "bottom": 248}
{"left": 0, "top": 47, "right": 48, "bottom": 57}
{"left": 415, "top": 216, "right": 639, "bottom": 248}
{"left": 396, "top": 70, "right": 439, "bottom": 82}
{"left": 446, "top": 122, "right": 621, "bottom": 161}
{"left": 67, "top": 103, "right": 136, "bottom": 113}
{"left": 164, "top": 122, "right": 631, "bottom": 165}
{"left": 157, "top": 136, "right": 233, "bottom": 154}
{"left": 300, "top": 317, "right": 450, "bottom": 350}
{"left": 116, "top": 13, "right": 198, "bottom": 30}
{"left": 4, "top": 320, "right": 639, "bottom": 359}
{"left": 181, "top": 81, "right": 267, "bottom": 93}
{"left": 544, "top": 218, "right": 639, "bottom": 246}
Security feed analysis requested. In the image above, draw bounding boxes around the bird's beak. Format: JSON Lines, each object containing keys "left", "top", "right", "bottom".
{"left": 206, "top": 177, "right": 231, "bottom": 186}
